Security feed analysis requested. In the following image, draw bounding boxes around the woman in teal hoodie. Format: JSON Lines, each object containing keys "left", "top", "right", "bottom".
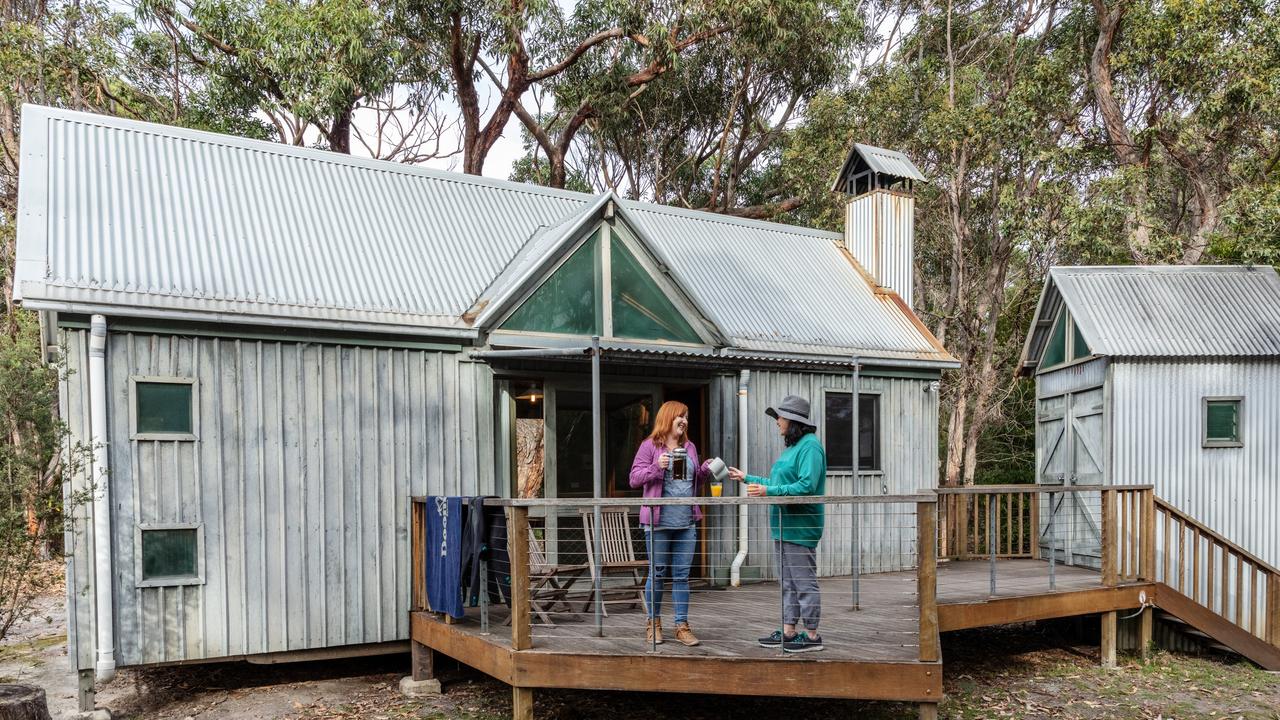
{"left": 728, "top": 394, "right": 826, "bottom": 653}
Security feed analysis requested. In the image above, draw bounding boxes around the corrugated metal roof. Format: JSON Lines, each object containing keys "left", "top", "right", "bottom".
{"left": 853, "top": 143, "right": 927, "bottom": 181}
{"left": 16, "top": 104, "right": 591, "bottom": 332}
{"left": 16, "top": 104, "right": 953, "bottom": 364}
{"left": 1019, "top": 265, "right": 1280, "bottom": 371}
{"left": 830, "top": 142, "right": 927, "bottom": 192}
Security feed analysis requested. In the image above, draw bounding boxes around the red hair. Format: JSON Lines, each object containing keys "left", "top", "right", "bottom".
{"left": 648, "top": 400, "right": 689, "bottom": 444}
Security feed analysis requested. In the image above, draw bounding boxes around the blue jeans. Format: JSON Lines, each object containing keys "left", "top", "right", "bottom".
{"left": 645, "top": 526, "right": 696, "bottom": 624}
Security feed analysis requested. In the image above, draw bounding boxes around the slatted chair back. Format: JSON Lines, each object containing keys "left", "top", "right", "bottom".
{"left": 581, "top": 507, "right": 639, "bottom": 569}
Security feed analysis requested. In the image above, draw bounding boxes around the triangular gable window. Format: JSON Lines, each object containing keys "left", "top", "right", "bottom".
{"left": 1038, "top": 308, "right": 1092, "bottom": 371}
{"left": 499, "top": 224, "right": 706, "bottom": 344}
{"left": 609, "top": 234, "right": 702, "bottom": 343}
{"left": 501, "top": 228, "right": 604, "bottom": 335}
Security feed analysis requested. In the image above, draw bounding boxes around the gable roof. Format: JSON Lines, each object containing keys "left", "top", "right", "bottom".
{"left": 15, "top": 104, "right": 955, "bottom": 366}
{"left": 831, "top": 142, "right": 927, "bottom": 193}
{"left": 1018, "top": 265, "right": 1280, "bottom": 375}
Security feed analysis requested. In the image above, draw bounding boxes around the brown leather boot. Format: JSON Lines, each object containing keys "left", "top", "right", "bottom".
{"left": 646, "top": 618, "right": 664, "bottom": 644}
{"left": 674, "top": 622, "right": 700, "bottom": 647}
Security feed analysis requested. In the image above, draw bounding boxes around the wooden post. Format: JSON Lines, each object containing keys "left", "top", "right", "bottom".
{"left": 1101, "top": 489, "right": 1118, "bottom": 669}
{"left": 411, "top": 640, "right": 437, "bottom": 682}
{"left": 1140, "top": 490, "right": 1156, "bottom": 582}
{"left": 1101, "top": 611, "right": 1118, "bottom": 669}
{"left": 76, "top": 670, "right": 94, "bottom": 713}
{"left": 917, "top": 501, "right": 940, "bottom": 663}
{"left": 918, "top": 702, "right": 939, "bottom": 720}
{"left": 507, "top": 506, "right": 532, "bottom": 651}
{"left": 1268, "top": 574, "right": 1280, "bottom": 647}
{"left": 1101, "top": 489, "right": 1117, "bottom": 587}
{"left": 957, "top": 495, "right": 970, "bottom": 561}
{"left": 1030, "top": 490, "right": 1041, "bottom": 560}
{"left": 512, "top": 687, "right": 534, "bottom": 720}
{"left": 1139, "top": 607, "right": 1154, "bottom": 661}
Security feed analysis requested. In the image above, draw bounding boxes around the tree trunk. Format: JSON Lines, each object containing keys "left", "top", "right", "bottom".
{"left": 0, "top": 685, "right": 51, "bottom": 720}
{"left": 328, "top": 109, "right": 352, "bottom": 155}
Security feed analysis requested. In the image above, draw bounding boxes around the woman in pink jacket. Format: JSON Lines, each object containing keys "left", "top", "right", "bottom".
{"left": 629, "top": 400, "right": 711, "bottom": 647}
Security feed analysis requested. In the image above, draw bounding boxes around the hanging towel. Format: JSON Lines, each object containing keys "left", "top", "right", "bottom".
{"left": 424, "top": 495, "right": 465, "bottom": 618}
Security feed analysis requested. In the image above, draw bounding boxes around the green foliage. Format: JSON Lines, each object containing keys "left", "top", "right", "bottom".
{"left": 0, "top": 309, "right": 92, "bottom": 640}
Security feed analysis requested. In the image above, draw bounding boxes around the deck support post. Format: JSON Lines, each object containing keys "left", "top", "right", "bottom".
{"left": 512, "top": 687, "right": 534, "bottom": 720}
{"left": 1101, "top": 488, "right": 1118, "bottom": 668}
{"left": 77, "top": 669, "right": 95, "bottom": 713}
{"left": 401, "top": 640, "right": 443, "bottom": 696}
{"left": 1101, "top": 611, "right": 1118, "bottom": 669}
{"left": 1138, "top": 606, "right": 1154, "bottom": 661}
{"left": 918, "top": 702, "right": 939, "bottom": 720}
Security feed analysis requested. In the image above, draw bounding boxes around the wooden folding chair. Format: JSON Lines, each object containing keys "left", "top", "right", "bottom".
{"left": 525, "top": 526, "right": 589, "bottom": 626}
{"left": 579, "top": 507, "right": 649, "bottom": 616}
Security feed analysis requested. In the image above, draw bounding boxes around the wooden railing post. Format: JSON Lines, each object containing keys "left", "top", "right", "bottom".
{"left": 1101, "top": 489, "right": 1118, "bottom": 587}
{"left": 411, "top": 499, "right": 425, "bottom": 611}
{"left": 1269, "top": 574, "right": 1280, "bottom": 648}
{"left": 917, "top": 501, "right": 939, "bottom": 663}
{"left": 507, "top": 505, "right": 532, "bottom": 651}
{"left": 1140, "top": 490, "right": 1156, "bottom": 581}
{"left": 1029, "top": 490, "right": 1041, "bottom": 560}
{"left": 1100, "top": 488, "right": 1118, "bottom": 669}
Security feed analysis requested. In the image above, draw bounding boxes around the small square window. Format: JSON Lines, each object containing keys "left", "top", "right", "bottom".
{"left": 138, "top": 525, "right": 203, "bottom": 586}
{"left": 1203, "top": 397, "right": 1242, "bottom": 448}
{"left": 132, "top": 377, "right": 196, "bottom": 439}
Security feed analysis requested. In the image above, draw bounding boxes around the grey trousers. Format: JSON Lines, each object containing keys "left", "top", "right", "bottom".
{"left": 776, "top": 540, "right": 821, "bottom": 630}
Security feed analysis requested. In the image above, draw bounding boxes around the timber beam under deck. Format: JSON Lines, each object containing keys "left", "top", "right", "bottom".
{"left": 411, "top": 613, "right": 943, "bottom": 702}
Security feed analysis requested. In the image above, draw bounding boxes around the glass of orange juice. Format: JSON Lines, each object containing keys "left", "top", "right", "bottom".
{"left": 710, "top": 481, "right": 723, "bottom": 497}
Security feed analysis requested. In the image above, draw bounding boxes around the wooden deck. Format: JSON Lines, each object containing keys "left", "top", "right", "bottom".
{"left": 410, "top": 557, "right": 1152, "bottom": 707}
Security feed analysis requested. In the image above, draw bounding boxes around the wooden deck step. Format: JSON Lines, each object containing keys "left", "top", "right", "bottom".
{"left": 1154, "top": 584, "right": 1280, "bottom": 671}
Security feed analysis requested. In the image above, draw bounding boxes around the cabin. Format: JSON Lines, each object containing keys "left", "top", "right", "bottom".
{"left": 1017, "top": 265, "right": 1280, "bottom": 568}
{"left": 14, "top": 105, "right": 958, "bottom": 711}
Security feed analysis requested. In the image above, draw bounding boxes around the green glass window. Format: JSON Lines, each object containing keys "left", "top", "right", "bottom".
{"left": 1071, "top": 321, "right": 1091, "bottom": 360}
{"left": 610, "top": 236, "right": 702, "bottom": 343}
{"left": 141, "top": 528, "right": 199, "bottom": 581}
{"left": 501, "top": 230, "right": 603, "bottom": 335}
{"left": 1204, "top": 399, "right": 1241, "bottom": 446}
{"left": 1040, "top": 312, "right": 1067, "bottom": 368}
{"left": 136, "top": 382, "right": 193, "bottom": 434}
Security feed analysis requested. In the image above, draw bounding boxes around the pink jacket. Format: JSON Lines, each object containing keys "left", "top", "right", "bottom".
{"left": 628, "top": 438, "right": 710, "bottom": 526}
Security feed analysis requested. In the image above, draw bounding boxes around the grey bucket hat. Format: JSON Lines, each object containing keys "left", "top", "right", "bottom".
{"left": 765, "top": 395, "right": 815, "bottom": 427}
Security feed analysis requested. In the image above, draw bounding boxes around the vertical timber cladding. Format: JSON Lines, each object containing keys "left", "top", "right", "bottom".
{"left": 59, "top": 329, "right": 96, "bottom": 671}
{"left": 74, "top": 329, "right": 494, "bottom": 666}
{"left": 721, "top": 368, "right": 940, "bottom": 579}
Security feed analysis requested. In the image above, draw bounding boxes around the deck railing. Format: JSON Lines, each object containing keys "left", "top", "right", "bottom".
{"left": 936, "top": 484, "right": 1155, "bottom": 595}
{"left": 936, "top": 483, "right": 1280, "bottom": 653}
{"left": 410, "top": 494, "right": 940, "bottom": 665}
{"left": 1154, "top": 498, "right": 1280, "bottom": 646}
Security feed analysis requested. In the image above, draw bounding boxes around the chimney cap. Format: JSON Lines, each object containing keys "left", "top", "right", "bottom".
{"left": 831, "top": 142, "right": 926, "bottom": 194}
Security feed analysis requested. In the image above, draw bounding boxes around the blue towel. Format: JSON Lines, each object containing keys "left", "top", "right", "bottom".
{"left": 425, "top": 496, "right": 465, "bottom": 618}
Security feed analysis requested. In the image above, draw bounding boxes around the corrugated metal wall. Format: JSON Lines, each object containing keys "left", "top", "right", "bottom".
{"left": 62, "top": 328, "right": 495, "bottom": 667}
{"left": 1111, "top": 359, "right": 1280, "bottom": 568}
{"left": 709, "top": 369, "right": 939, "bottom": 578}
{"left": 844, "top": 191, "right": 916, "bottom": 308}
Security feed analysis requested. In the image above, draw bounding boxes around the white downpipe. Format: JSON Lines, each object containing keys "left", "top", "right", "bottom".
{"left": 89, "top": 315, "right": 116, "bottom": 682}
{"left": 730, "top": 370, "right": 751, "bottom": 587}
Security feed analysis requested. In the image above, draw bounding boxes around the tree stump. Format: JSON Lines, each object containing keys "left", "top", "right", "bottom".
{"left": 0, "top": 685, "right": 52, "bottom": 720}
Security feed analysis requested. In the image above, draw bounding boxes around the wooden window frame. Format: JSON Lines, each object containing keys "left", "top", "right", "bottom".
{"left": 1202, "top": 396, "right": 1243, "bottom": 448}
{"left": 1038, "top": 309, "right": 1093, "bottom": 373}
{"left": 130, "top": 376, "right": 198, "bottom": 441}
{"left": 135, "top": 523, "right": 205, "bottom": 588}
{"left": 822, "top": 389, "right": 883, "bottom": 474}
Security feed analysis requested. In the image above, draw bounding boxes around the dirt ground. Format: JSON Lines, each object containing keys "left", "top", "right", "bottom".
{"left": 2, "top": 580, "right": 1277, "bottom": 720}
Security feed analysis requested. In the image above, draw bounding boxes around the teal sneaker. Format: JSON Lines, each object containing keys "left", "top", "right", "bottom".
{"left": 782, "top": 632, "right": 824, "bottom": 653}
